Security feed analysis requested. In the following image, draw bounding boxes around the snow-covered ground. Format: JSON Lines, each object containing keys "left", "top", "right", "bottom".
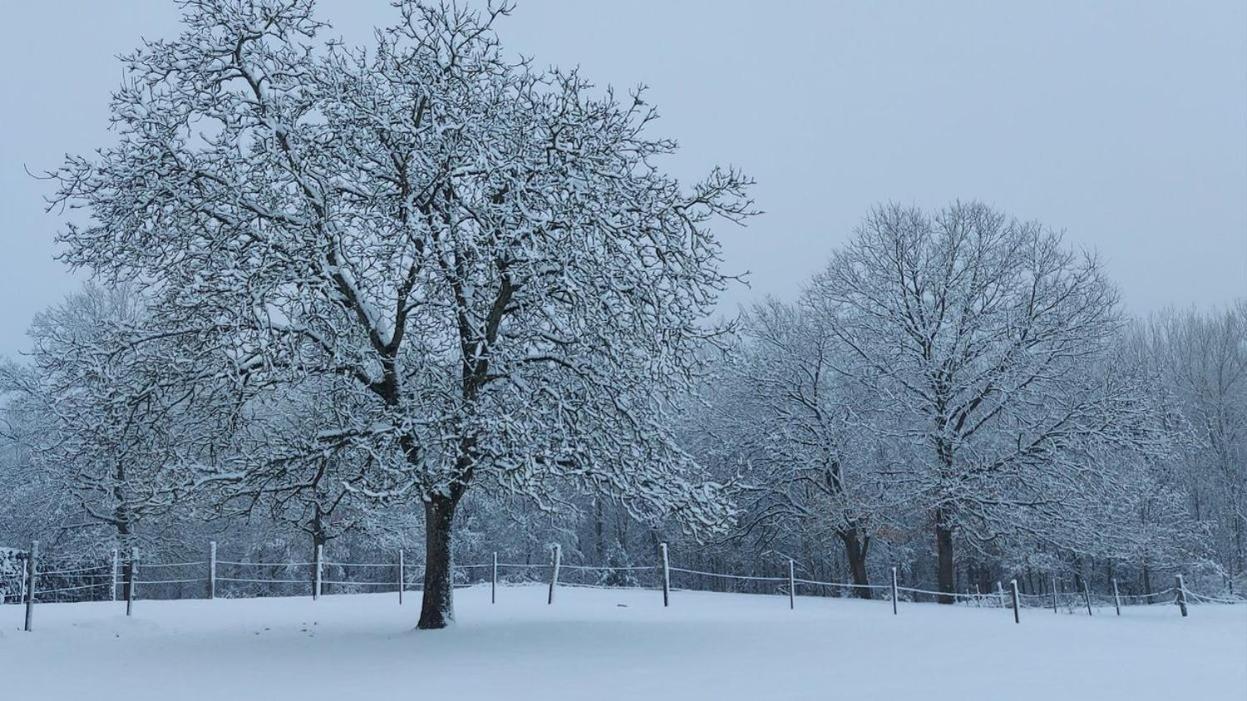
{"left": 2, "top": 584, "right": 1244, "bottom": 700}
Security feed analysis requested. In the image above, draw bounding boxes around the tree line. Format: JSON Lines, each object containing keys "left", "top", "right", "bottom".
{"left": 0, "top": 1, "right": 1242, "bottom": 626}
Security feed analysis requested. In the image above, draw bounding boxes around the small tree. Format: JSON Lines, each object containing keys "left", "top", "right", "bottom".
{"left": 0, "top": 391, "right": 81, "bottom": 554}
{"left": 215, "top": 381, "right": 392, "bottom": 589}
{"left": 717, "top": 298, "right": 897, "bottom": 596}
{"left": 51, "top": 1, "right": 751, "bottom": 627}
{"left": 3, "top": 286, "right": 222, "bottom": 598}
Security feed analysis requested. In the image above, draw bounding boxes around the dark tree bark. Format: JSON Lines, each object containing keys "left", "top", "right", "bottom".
{"left": 121, "top": 553, "right": 135, "bottom": 602}
{"left": 594, "top": 499, "right": 607, "bottom": 562}
{"left": 935, "top": 510, "right": 955, "bottom": 604}
{"left": 309, "top": 506, "right": 327, "bottom": 594}
{"left": 838, "top": 528, "right": 873, "bottom": 599}
{"left": 418, "top": 494, "right": 460, "bottom": 629}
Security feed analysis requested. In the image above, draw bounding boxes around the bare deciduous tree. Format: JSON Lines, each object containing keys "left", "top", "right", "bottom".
{"left": 50, "top": 0, "right": 752, "bottom": 627}
{"left": 2, "top": 286, "right": 226, "bottom": 598}
{"left": 1139, "top": 303, "right": 1247, "bottom": 583}
{"left": 716, "top": 298, "right": 898, "bottom": 596}
{"left": 808, "top": 202, "right": 1135, "bottom": 602}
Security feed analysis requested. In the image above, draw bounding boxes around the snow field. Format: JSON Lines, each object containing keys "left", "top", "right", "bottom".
{"left": 1, "top": 584, "right": 1244, "bottom": 701}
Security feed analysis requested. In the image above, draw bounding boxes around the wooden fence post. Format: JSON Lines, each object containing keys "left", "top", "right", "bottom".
{"left": 660, "top": 543, "right": 670, "bottom": 607}
{"left": 1010, "top": 579, "right": 1020, "bottom": 624}
{"left": 23, "top": 540, "right": 37, "bottom": 632}
{"left": 1175, "top": 575, "right": 1188, "bottom": 617}
{"left": 398, "top": 549, "right": 404, "bottom": 605}
{"left": 1112, "top": 577, "right": 1121, "bottom": 616}
{"left": 208, "top": 541, "right": 216, "bottom": 600}
{"left": 788, "top": 559, "right": 796, "bottom": 610}
{"left": 111, "top": 548, "right": 118, "bottom": 603}
{"left": 1051, "top": 576, "right": 1058, "bottom": 614}
{"left": 313, "top": 544, "right": 323, "bottom": 601}
{"left": 547, "top": 544, "right": 561, "bottom": 605}
{"left": 996, "top": 580, "right": 1006, "bottom": 608}
{"left": 891, "top": 566, "right": 899, "bottom": 615}
{"left": 1082, "top": 580, "right": 1093, "bottom": 616}
{"left": 127, "top": 547, "right": 138, "bottom": 617}
{"left": 491, "top": 551, "right": 497, "bottom": 605}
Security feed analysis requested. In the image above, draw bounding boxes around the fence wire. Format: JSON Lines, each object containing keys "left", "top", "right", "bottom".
{"left": 7, "top": 547, "right": 1243, "bottom": 623}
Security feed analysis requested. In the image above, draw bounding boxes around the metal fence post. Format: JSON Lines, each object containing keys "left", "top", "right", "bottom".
{"left": 314, "top": 544, "right": 323, "bottom": 600}
{"left": 126, "top": 547, "right": 138, "bottom": 617}
{"left": 788, "top": 559, "right": 796, "bottom": 610}
{"left": 209, "top": 541, "right": 217, "bottom": 600}
{"left": 547, "top": 544, "right": 561, "bottom": 605}
{"left": 891, "top": 566, "right": 899, "bottom": 615}
{"left": 660, "top": 543, "right": 670, "bottom": 607}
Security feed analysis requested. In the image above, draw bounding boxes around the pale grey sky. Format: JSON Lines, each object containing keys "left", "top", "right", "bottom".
{"left": 2, "top": 0, "right": 1245, "bottom": 358}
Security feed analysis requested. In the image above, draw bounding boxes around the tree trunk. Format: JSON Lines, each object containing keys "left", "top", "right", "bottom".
{"left": 594, "top": 498, "right": 607, "bottom": 562}
{"left": 418, "top": 495, "right": 459, "bottom": 629}
{"left": 309, "top": 511, "right": 327, "bottom": 596}
{"left": 121, "top": 554, "right": 135, "bottom": 603}
{"left": 935, "top": 509, "right": 955, "bottom": 604}
{"left": 115, "top": 509, "right": 134, "bottom": 603}
{"left": 114, "top": 463, "right": 134, "bottom": 601}
{"left": 1234, "top": 507, "right": 1243, "bottom": 581}
{"left": 838, "top": 529, "right": 873, "bottom": 599}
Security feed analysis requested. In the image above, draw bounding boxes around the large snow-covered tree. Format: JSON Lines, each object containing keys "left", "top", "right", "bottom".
{"left": 51, "top": 0, "right": 751, "bottom": 627}
{"left": 807, "top": 202, "right": 1157, "bottom": 602}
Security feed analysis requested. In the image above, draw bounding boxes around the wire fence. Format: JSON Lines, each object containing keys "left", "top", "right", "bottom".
{"left": 4, "top": 540, "right": 1242, "bottom": 633}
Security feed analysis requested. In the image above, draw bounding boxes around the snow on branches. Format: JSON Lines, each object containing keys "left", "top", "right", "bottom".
{"left": 805, "top": 202, "right": 1176, "bottom": 599}
{"left": 50, "top": 0, "right": 753, "bottom": 627}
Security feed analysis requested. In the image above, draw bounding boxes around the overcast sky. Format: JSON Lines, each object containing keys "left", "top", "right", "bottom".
{"left": 1, "top": 0, "right": 1244, "bottom": 358}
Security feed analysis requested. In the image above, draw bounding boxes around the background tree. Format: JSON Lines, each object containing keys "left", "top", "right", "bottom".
{"left": 1137, "top": 304, "right": 1246, "bottom": 586}
{"left": 1, "top": 286, "right": 225, "bottom": 598}
{"left": 0, "top": 373, "right": 83, "bottom": 556}
{"left": 714, "top": 298, "right": 898, "bottom": 596}
{"left": 208, "top": 382, "right": 387, "bottom": 590}
{"left": 807, "top": 202, "right": 1142, "bottom": 602}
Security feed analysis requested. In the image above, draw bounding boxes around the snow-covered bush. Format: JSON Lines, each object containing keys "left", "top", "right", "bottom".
{"left": 0, "top": 547, "right": 25, "bottom": 604}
